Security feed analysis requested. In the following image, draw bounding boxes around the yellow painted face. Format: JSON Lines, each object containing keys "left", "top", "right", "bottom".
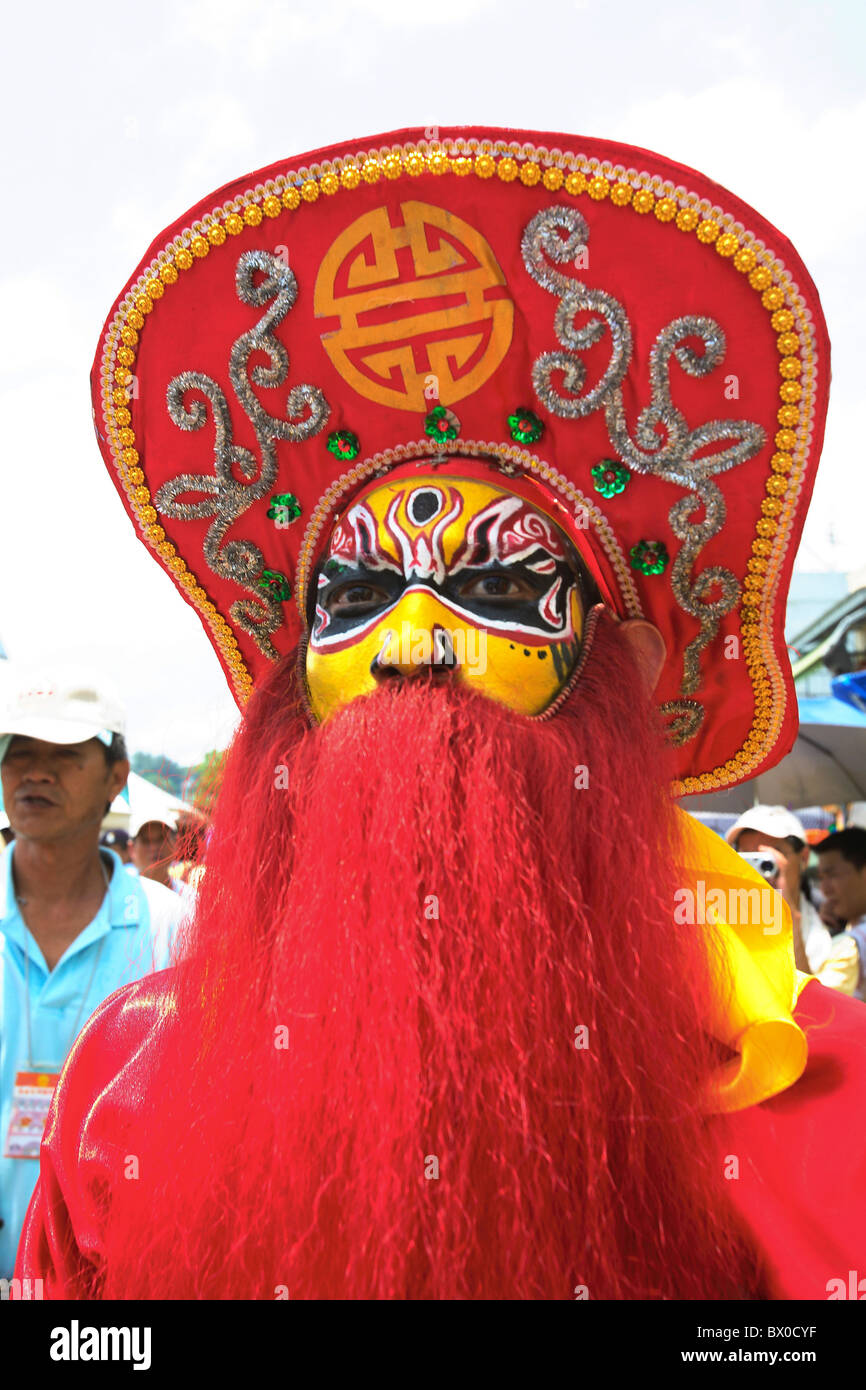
{"left": 305, "top": 475, "right": 589, "bottom": 722}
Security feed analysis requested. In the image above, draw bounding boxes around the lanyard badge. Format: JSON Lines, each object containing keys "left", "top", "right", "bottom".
{"left": 4, "top": 1070, "right": 61, "bottom": 1159}
{"left": 6, "top": 857, "right": 112, "bottom": 1159}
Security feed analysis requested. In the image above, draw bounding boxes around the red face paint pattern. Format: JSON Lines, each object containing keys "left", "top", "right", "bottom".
{"left": 311, "top": 487, "right": 582, "bottom": 650}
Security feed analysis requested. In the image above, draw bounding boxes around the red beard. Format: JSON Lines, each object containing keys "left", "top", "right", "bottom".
{"left": 99, "top": 614, "right": 761, "bottom": 1299}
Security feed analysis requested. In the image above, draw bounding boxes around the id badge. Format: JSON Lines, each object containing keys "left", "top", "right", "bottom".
{"left": 3, "top": 1069, "right": 60, "bottom": 1159}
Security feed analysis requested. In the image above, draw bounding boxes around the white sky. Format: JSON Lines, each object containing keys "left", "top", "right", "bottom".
{"left": 1, "top": 0, "right": 863, "bottom": 763}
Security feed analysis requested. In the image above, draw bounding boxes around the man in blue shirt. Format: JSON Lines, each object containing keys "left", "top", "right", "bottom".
{"left": 0, "top": 666, "right": 183, "bottom": 1277}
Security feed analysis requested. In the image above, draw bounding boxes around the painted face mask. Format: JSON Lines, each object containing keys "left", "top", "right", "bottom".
{"left": 304, "top": 473, "right": 595, "bottom": 721}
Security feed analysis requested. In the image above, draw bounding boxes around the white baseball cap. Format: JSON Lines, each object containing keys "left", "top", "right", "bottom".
{"left": 129, "top": 811, "right": 177, "bottom": 839}
{"left": 0, "top": 665, "right": 126, "bottom": 748}
{"left": 725, "top": 805, "right": 808, "bottom": 847}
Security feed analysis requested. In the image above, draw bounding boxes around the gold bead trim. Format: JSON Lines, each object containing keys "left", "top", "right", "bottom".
{"left": 98, "top": 136, "right": 818, "bottom": 790}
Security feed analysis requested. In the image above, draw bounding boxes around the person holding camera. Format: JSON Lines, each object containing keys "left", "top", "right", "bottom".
{"left": 726, "top": 806, "right": 833, "bottom": 977}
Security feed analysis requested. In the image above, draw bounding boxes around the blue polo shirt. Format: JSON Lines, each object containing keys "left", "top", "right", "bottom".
{"left": 0, "top": 845, "right": 183, "bottom": 1276}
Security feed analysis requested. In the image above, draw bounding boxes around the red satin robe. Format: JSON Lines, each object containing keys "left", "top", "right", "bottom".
{"left": 14, "top": 973, "right": 866, "bottom": 1299}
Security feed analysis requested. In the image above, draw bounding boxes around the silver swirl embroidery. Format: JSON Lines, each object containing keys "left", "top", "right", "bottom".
{"left": 155, "top": 252, "right": 330, "bottom": 659}
{"left": 524, "top": 210, "right": 766, "bottom": 726}
{"left": 659, "top": 698, "right": 705, "bottom": 747}
{"left": 523, "top": 208, "right": 633, "bottom": 419}
{"left": 608, "top": 318, "right": 765, "bottom": 485}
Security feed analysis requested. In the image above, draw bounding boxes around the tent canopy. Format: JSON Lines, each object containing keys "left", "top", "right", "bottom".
{"left": 103, "top": 770, "right": 196, "bottom": 832}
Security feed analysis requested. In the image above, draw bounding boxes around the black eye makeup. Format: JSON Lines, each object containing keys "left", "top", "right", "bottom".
{"left": 314, "top": 565, "right": 405, "bottom": 630}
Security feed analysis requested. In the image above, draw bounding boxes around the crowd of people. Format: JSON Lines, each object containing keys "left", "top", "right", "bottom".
{"left": 723, "top": 806, "right": 866, "bottom": 1001}
{"left": 0, "top": 671, "right": 186, "bottom": 1278}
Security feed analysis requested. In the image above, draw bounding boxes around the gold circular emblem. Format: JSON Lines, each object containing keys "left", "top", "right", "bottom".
{"left": 314, "top": 200, "right": 514, "bottom": 412}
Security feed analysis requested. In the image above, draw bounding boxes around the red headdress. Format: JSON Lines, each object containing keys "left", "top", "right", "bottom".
{"left": 91, "top": 126, "right": 829, "bottom": 795}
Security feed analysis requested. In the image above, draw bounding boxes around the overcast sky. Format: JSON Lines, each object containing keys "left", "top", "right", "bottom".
{"left": 1, "top": 0, "right": 863, "bottom": 764}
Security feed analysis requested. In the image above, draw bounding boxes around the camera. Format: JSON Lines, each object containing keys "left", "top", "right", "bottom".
{"left": 738, "top": 850, "right": 779, "bottom": 882}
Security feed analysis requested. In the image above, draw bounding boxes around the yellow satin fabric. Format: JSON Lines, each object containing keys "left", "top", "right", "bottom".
{"left": 674, "top": 809, "right": 810, "bottom": 1114}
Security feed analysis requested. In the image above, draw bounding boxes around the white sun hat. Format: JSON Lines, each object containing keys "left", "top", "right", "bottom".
{"left": 724, "top": 805, "right": 808, "bottom": 847}
{"left": 0, "top": 664, "right": 126, "bottom": 747}
{"left": 129, "top": 810, "right": 178, "bottom": 839}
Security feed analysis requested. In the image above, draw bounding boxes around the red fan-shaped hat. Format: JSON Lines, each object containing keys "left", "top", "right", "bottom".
{"left": 92, "top": 126, "right": 829, "bottom": 795}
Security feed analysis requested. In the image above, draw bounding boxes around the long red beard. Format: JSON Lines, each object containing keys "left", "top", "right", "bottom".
{"left": 100, "top": 616, "right": 761, "bottom": 1299}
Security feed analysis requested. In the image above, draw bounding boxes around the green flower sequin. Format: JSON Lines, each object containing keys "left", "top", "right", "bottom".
{"left": 630, "top": 540, "right": 669, "bottom": 576}
{"left": 424, "top": 406, "right": 460, "bottom": 441}
{"left": 507, "top": 408, "right": 544, "bottom": 445}
{"left": 266, "top": 492, "right": 302, "bottom": 525}
{"left": 591, "top": 460, "right": 629, "bottom": 498}
{"left": 326, "top": 430, "right": 360, "bottom": 461}
{"left": 258, "top": 568, "right": 292, "bottom": 602}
